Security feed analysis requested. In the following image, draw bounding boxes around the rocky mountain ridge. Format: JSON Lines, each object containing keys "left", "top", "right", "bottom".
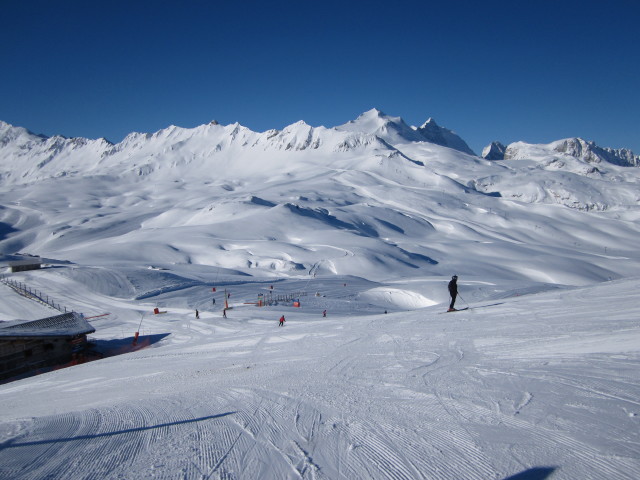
{"left": 485, "top": 136, "right": 638, "bottom": 167}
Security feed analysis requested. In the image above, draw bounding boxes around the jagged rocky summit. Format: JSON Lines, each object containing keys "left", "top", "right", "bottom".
{"left": 481, "top": 142, "right": 507, "bottom": 161}
{"left": 483, "top": 136, "right": 638, "bottom": 167}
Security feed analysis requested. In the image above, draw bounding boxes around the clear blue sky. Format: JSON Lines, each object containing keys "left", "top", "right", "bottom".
{"left": 2, "top": 0, "right": 639, "bottom": 155}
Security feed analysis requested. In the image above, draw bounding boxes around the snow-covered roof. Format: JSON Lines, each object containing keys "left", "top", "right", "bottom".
{"left": 0, "top": 312, "right": 95, "bottom": 338}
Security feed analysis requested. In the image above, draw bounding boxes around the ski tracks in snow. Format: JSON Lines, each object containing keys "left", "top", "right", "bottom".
{"left": 0, "top": 399, "right": 234, "bottom": 479}
{"left": 2, "top": 292, "right": 639, "bottom": 479}
{"left": 420, "top": 308, "right": 640, "bottom": 480}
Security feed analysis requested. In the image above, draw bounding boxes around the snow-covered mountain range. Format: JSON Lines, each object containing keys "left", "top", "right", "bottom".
{"left": 1, "top": 108, "right": 639, "bottom": 285}
{"left": 2, "top": 110, "right": 640, "bottom": 479}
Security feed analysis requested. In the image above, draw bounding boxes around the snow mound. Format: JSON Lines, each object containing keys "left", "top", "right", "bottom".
{"left": 357, "top": 287, "right": 437, "bottom": 309}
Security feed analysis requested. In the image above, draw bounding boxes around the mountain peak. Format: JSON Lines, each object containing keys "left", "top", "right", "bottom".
{"left": 336, "top": 109, "right": 424, "bottom": 144}
{"left": 482, "top": 141, "right": 507, "bottom": 160}
{"left": 360, "top": 108, "right": 386, "bottom": 118}
{"left": 420, "top": 118, "right": 438, "bottom": 128}
{"left": 0, "top": 121, "right": 49, "bottom": 148}
{"left": 342, "top": 108, "right": 392, "bottom": 129}
{"left": 551, "top": 137, "right": 639, "bottom": 167}
{"left": 284, "top": 120, "right": 311, "bottom": 129}
{"left": 416, "top": 118, "right": 475, "bottom": 156}
{"left": 504, "top": 137, "right": 639, "bottom": 167}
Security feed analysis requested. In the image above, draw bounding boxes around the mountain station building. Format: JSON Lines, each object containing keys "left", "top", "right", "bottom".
{"left": 0, "top": 312, "right": 95, "bottom": 381}
{"left": 7, "top": 257, "right": 42, "bottom": 273}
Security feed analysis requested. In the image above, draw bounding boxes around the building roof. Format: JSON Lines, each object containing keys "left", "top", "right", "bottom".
{"left": 0, "top": 312, "right": 95, "bottom": 338}
{"left": 8, "top": 258, "right": 42, "bottom": 267}
{"left": 1, "top": 254, "right": 42, "bottom": 267}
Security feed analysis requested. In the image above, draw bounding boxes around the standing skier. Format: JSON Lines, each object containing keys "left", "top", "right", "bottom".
{"left": 279, "top": 315, "right": 286, "bottom": 327}
{"left": 448, "top": 275, "right": 458, "bottom": 312}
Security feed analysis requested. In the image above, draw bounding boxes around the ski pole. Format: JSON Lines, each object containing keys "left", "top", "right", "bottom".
{"left": 133, "top": 313, "right": 144, "bottom": 345}
{"left": 458, "top": 294, "right": 470, "bottom": 307}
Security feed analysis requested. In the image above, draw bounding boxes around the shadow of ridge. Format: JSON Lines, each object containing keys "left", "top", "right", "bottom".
{"left": 503, "top": 467, "right": 557, "bottom": 480}
{"left": 0, "top": 221, "right": 18, "bottom": 241}
{"left": 0, "top": 411, "right": 235, "bottom": 450}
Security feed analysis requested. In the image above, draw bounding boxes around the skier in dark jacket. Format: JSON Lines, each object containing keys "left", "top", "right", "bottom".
{"left": 448, "top": 275, "right": 458, "bottom": 312}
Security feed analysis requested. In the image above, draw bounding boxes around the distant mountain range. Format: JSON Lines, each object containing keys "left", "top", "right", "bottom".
{"left": 1, "top": 109, "right": 639, "bottom": 284}
{"left": 1, "top": 109, "right": 637, "bottom": 185}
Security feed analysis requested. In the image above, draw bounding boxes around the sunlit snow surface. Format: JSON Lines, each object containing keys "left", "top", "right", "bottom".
{"left": 1, "top": 114, "right": 640, "bottom": 478}
{"left": 1, "top": 271, "right": 639, "bottom": 479}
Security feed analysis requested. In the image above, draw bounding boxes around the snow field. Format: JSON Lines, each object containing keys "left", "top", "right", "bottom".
{"left": 2, "top": 110, "right": 640, "bottom": 478}
{"left": 1, "top": 267, "right": 639, "bottom": 479}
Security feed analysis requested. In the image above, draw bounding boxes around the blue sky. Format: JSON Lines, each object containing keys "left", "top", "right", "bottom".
{"left": 2, "top": 0, "right": 639, "bottom": 155}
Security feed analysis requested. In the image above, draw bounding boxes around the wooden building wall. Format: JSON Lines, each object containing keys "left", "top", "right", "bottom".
{"left": 0, "top": 335, "right": 87, "bottom": 381}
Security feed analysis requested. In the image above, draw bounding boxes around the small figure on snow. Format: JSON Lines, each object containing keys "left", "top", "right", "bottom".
{"left": 279, "top": 315, "right": 286, "bottom": 327}
{"left": 223, "top": 309, "right": 227, "bottom": 318}
{"left": 195, "top": 309, "right": 200, "bottom": 319}
{"left": 448, "top": 275, "right": 458, "bottom": 312}
{"left": 322, "top": 310, "right": 327, "bottom": 317}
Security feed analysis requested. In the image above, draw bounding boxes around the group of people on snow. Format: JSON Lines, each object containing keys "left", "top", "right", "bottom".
{"left": 192, "top": 275, "right": 461, "bottom": 325}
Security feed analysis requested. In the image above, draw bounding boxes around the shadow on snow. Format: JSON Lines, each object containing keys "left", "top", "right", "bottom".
{"left": 92, "top": 332, "right": 171, "bottom": 357}
{"left": 503, "top": 467, "right": 557, "bottom": 480}
{"left": 0, "top": 412, "right": 235, "bottom": 450}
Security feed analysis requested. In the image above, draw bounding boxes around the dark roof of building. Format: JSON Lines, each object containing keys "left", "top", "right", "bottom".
{"left": 2, "top": 254, "right": 42, "bottom": 267}
{"left": 8, "top": 259, "right": 42, "bottom": 267}
{"left": 0, "top": 312, "right": 95, "bottom": 338}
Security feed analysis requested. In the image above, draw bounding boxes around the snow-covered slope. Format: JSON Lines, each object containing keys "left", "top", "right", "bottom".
{"left": 1, "top": 111, "right": 640, "bottom": 479}
{"left": 1, "top": 267, "right": 639, "bottom": 479}
{"left": 1, "top": 112, "right": 640, "bottom": 285}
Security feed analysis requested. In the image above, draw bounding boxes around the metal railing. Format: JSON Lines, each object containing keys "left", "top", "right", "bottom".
{"left": 257, "top": 291, "right": 307, "bottom": 306}
{"left": 0, "top": 275, "right": 72, "bottom": 313}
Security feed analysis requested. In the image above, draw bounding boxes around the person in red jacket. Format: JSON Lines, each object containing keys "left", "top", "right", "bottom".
{"left": 279, "top": 315, "right": 285, "bottom": 327}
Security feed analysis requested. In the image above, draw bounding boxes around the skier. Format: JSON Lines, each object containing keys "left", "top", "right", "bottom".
{"left": 223, "top": 308, "right": 227, "bottom": 318}
{"left": 279, "top": 315, "right": 285, "bottom": 327}
{"left": 322, "top": 310, "right": 327, "bottom": 317}
{"left": 195, "top": 309, "right": 199, "bottom": 319}
{"left": 448, "top": 275, "right": 458, "bottom": 312}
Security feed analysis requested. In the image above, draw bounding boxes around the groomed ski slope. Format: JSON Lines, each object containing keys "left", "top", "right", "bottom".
{"left": 1, "top": 271, "right": 639, "bottom": 480}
